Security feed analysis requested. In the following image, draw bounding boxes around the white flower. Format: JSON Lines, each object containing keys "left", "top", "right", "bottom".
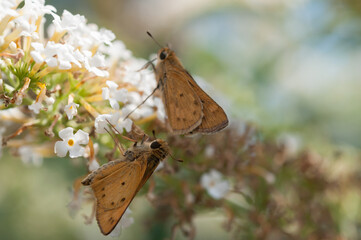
{"left": 52, "top": 10, "right": 85, "bottom": 33}
{"left": 94, "top": 112, "right": 132, "bottom": 134}
{"left": 64, "top": 102, "right": 79, "bottom": 120}
{"left": 204, "top": 145, "right": 215, "bottom": 158}
{"left": 109, "top": 208, "right": 134, "bottom": 237}
{"left": 0, "top": 0, "right": 19, "bottom": 20}
{"left": 277, "top": 133, "right": 302, "bottom": 158}
{"left": 83, "top": 52, "right": 109, "bottom": 77}
{"left": 28, "top": 83, "right": 54, "bottom": 114}
{"left": 28, "top": 83, "right": 47, "bottom": 114}
{"left": 88, "top": 159, "right": 100, "bottom": 172}
{"left": 10, "top": 0, "right": 56, "bottom": 39}
{"left": 98, "top": 40, "right": 132, "bottom": 63}
{"left": 155, "top": 161, "right": 164, "bottom": 172}
{"left": 154, "top": 97, "right": 165, "bottom": 122}
{"left": 83, "top": 143, "right": 99, "bottom": 159}
{"left": 28, "top": 102, "right": 42, "bottom": 114}
{"left": 30, "top": 41, "right": 83, "bottom": 69}
{"left": 201, "top": 169, "right": 230, "bottom": 200}
{"left": 102, "top": 81, "right": 128, "bottom": 110}
{"left": 83, "top": 142, "right": 99, "bottom": 171}
{"left": 18, "top": 146, "right": 43, "bottom": 166}
{"left": 54, "top": 127, "right": 89, "bottom": 158}
{"left": 44, "top": 96, "right": 55, "bottom": 105}
{"left": 120, "top": 91, "right": 156, "bottom": 120}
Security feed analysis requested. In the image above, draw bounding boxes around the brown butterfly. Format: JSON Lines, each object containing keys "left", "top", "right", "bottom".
{"left": 81, "top": 138, "right": 169, "bottom": 235}
{"left": 126, "top": 32, "right": 229, "bottom": 135}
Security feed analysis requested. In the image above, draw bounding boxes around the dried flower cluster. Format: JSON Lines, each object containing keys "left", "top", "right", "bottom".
{"left": 0, "top": 1, "right": 358, "bottom": 239}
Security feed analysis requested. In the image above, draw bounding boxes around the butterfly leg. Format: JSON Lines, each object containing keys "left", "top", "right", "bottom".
{"left": 123, "top": 83, "right": 160, "bottom": 120}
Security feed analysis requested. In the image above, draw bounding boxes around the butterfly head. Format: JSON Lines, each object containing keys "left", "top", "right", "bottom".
{"left": 157, "top": 47, "right": 174, "bottom": 61}
{"left": 149, "top": 139, "right": 169, "bottom": 160}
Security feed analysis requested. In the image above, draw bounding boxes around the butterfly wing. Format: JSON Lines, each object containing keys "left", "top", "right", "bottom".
{"left": 136, "top": 155, "right": 161, "bottom": 192}
{"left": 161, "top": 67, "right": 203, "bottom": 134}
{"left": 85, "top": 160, "right": 147, "bottom": 235}
{"left": 185, "top": 71, "right": 228, "bottom": 133}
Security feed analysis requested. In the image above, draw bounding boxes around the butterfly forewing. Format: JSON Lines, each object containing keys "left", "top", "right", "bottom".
{"left": 90, "top": 160, "right": 147, "bottom": 235}
{"left": 162, "top": 68, "right": 203, "bottom": 134}
{"left": 185, "top": 72, "right": 228, "bottom": 133}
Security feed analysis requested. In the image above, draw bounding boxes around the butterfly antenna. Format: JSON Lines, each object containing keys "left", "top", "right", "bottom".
{"left": 123, "top": 83, "right": 159, "bottom": 120}
{"left": 169, "top": 152, "right": 183, "bottom": 163}
{"left": 147, "top": 31, "right": 163, "bottom": 48}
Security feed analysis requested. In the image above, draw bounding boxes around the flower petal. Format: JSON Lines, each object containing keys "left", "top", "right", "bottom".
{"left": 74, "top": 129, "right": 89, "bottom": 145}
{"left": 109, "top": 98, "right": 119, "bottom": 110}
{"left": 54, "top": 141, "right": 69, "bottom": 157}
{"left": 106, "top": 80, "right": 118, "bottom": 90}
{"left": 69, "top": 145, "right": 85, "bottom": 158}
{"left": 122, "top": 119, "right": 132, "bottom": 132}
{"left": 102, "top": 87, "right": 110, "bottom": 100}
{"left": 59, "top": 127, "right": 74, "bottom": 140}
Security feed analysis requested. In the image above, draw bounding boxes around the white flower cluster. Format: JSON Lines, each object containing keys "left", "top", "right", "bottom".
{"left": 0, "top": 0, "right": 164, "bottom": 151}
{"left": 0, "top": 1, "right": 167, "bottom": 233}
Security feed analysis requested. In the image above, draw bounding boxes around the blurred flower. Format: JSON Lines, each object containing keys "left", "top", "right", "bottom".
{"left": 204, "top": 145, "right": 215, "bottom": 158}
{"left": 109, "top": 208, "right": 134, "bottom": 237}
{"left": 88, "top": 159, "right": 100, "bottom": 172}
{"left": 84, "top": 142, "right": 99, "bottom": 159}
{"left": 83, "top": 51, "right": 109, "bottom": 77}
{"left": 102, "top": 81, "right": 128, "bottom": 110}
{"left": 0, "top": 127, "right": 5, "bottom": 158}
{"left": 64, "top": 102, "right": 79, "bottom": 120}
{"left": 201, "top": 169, "right": 230, "bottom": 200}
{"left": 277, "top": 133, "right": 302, "bottom": 158}
{"left": 155, "top": 161, "right": 164, "bottom": 172}
{"left": 18, "top": 146, "right": 43, "bottom": 166}
{"left": 154, "top": 97, "right": 165, "bottom": 122}
{"left": 0, "top": 0, "right": 19, "bottom": 20}
{"left": 28, "top": 83, "right": 47, "bottom": 114}
{"left": 94, "top": 112, "right": 132, "bottom": 134}
{"left": 13, "top": 77, "right": 31, "bottom": 105}
{"left": 67, "top": 190, "right": 83, "bottom": 219}
{"left": 54, "top": 127, "right": 89, "bottom": 158}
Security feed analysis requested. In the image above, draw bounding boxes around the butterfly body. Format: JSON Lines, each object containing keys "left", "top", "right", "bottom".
{"left": 82, "top": 139, "right": 169, "bottom": 235}
{"left": 155, "top": 47, "right": 229, "bottom": 134}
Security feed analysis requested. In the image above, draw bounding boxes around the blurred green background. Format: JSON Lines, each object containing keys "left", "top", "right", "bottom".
{"left": 1, "top": 0, "right": 361, "bottom": 239}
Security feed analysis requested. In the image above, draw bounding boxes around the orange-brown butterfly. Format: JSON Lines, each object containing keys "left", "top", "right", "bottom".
{"left": 81, "top": 138, "right": 169, "bottom": 235}
{"left": 126, "top": 32, "right": 229, "bottom": 135}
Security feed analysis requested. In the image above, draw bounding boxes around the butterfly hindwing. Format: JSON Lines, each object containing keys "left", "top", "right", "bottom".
{"left": 185, "top": 71, "right": 228, "bottom": 133}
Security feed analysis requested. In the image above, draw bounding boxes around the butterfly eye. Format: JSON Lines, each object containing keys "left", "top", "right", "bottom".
{"left": 150, "top": 141, "right": 161, "bottom": 149}
{"left": 159, "top": 51, "right": 167, "bottom": 60}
